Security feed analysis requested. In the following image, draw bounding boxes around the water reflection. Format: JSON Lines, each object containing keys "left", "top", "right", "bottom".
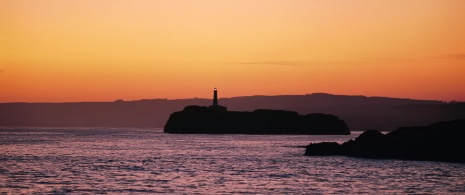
{"left": 0, "top": 128, "right": 464, "bottom": 194}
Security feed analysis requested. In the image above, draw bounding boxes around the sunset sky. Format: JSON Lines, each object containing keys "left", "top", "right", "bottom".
{"left": 1, "top": 0, "right": 465, "bottom": 102}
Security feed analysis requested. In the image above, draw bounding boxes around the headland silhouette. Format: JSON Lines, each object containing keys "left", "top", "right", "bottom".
{"left": 305, "top": 119, "right": 465, "bottom": 163}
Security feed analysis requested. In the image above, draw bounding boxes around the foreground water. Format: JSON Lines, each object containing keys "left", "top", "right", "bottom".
{"left": 0, "top": 128, "right": 464, "bottom": 194}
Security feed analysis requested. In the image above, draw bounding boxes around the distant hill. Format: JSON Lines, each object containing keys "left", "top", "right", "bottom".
{"left": 1, "top": 93, "right": 464, "bottom": 130}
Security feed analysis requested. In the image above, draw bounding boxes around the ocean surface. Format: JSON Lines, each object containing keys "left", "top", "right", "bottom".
{"left": 1, "top": 128, "right": 464, "bottom": 194}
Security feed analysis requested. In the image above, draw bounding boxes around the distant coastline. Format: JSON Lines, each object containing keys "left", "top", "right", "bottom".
{"left": 1, "top": 93, "right": 464, "bottom": 130}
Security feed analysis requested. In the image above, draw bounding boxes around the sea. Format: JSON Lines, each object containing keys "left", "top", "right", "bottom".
{"left": 1, "top": 128, "right": 464, "bottom": 194}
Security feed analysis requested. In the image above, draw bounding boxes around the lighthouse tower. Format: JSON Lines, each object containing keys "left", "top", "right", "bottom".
{"left": 213, "top": 87, "right": 218, "bottom": 106}
{"left": 209, "top": 87, "right": 227, "bottom": 111}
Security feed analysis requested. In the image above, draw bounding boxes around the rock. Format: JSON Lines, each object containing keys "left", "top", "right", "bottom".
{"left": 348, "top": 130, "right": 389, "bottom": 158}
{"left": 305, "top": 119, "right": 465, "bottom": 163}
{"left": 164, "top": 105, "right": 350, "bottom": 135}
{"left": 305, "top": 142, "right": 342, "bottom": 156}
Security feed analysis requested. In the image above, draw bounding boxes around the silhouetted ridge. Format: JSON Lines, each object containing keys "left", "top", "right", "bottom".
{"left": 1, "top": 93, "right": 463, "bottom": 130}
{"left": 164, "top": 106, "right": 350, "bottom": 135}
{"left": 305, "top": 119, "right": 465, "bottom": 163}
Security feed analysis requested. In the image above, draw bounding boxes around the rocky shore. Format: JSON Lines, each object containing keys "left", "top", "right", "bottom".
{"left": 305, "top": 119, "right": 465, "bottom": 163}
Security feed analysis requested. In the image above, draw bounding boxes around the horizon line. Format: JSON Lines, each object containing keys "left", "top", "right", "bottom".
{"left": 0, "top": 92, "right": 454, "bottom": 104}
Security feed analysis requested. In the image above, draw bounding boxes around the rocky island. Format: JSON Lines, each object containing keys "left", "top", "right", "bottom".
{"left": 305, "top": 119, "right": 465, "bottom": 163}
{"left": 164, "top": 88, "right": 350, "bottom": 135}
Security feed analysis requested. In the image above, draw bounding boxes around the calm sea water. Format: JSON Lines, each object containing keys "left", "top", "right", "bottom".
{"left": 1, "top": 128, "right": 464, "bottom": 194}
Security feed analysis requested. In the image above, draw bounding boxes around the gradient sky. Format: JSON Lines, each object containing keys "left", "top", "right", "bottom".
{"left": 1, "top": 0, "right": 465, "bottom": 102}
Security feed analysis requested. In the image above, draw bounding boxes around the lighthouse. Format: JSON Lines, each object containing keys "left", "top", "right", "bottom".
{"left": 213, "top": 88, "right": 218, "bottom": 106}
{"left": 209, "top": 87, "right": 227, "bottom": 111}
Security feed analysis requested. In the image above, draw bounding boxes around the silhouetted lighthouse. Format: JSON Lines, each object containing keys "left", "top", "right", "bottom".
{"left": 209, "top": 87, "right": 227, "bottom": 111}
{"left": 213, "top": 87, "right": 218, "bottom": 106}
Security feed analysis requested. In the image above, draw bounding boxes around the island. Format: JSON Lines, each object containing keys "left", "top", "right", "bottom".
{"left": 305, "top": 119, "right": 465, "bottom": 163}
{"left": 164, "top": 88, "right": 350, "bottom": 135}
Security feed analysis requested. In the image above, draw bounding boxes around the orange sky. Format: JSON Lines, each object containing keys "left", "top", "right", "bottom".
{"left": 1, "top": 0, "right": 465, "bottom": 102}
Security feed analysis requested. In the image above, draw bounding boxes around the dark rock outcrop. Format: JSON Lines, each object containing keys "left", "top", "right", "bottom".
{"left": 164, "top": 105, "right": 350, "bottom": 135}
{"left": 304, "top": 142, "right": 342, "bottom": 156}
{"left": 305, "top": 119, "right": 465, "bottom": 163}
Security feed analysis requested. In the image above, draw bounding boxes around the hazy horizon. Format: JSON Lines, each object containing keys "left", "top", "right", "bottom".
{"left": 0, "top": 91, "right": 458, "bottom": 104}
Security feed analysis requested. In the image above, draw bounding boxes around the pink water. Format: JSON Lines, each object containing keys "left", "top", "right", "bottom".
{"left": 1, "top": 128, "right": 464, "bottom": 194}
